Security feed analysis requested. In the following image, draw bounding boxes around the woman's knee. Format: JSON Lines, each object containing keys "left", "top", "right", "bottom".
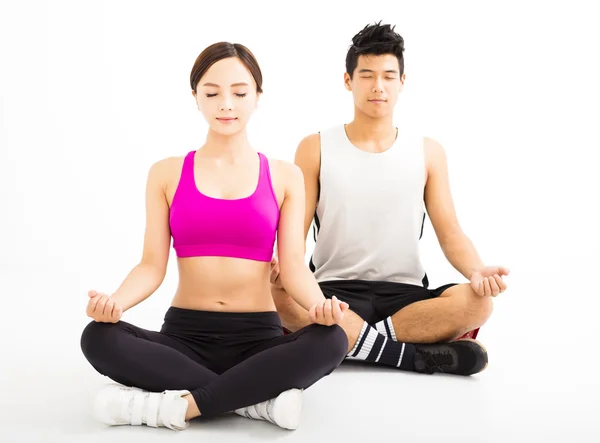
{"left": 80, "top": 320, "right": 124, "bottom": 360}
{"left": 305, "top": 324, "right": 349, "bottom": 361}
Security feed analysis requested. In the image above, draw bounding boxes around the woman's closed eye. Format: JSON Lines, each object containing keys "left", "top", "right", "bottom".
{"left": 205, "top": 93, "right": 247, "bottom": 98}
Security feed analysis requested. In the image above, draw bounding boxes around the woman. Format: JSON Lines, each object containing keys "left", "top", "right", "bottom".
{"left": 80, "top": 42, "right": 349, "bottom": 432}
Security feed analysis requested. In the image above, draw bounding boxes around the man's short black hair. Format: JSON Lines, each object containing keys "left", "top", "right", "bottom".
{"left": 346, "top": 21, "right": 405, "bottom": 78}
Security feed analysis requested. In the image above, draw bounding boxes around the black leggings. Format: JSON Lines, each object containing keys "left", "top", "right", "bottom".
{"left": 80, "top": 307, "right": 348, "bottom": 417}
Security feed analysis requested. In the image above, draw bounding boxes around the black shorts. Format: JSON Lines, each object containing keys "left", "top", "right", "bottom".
{"left": 318, "top": 279, "right": 457, "bottom": 325}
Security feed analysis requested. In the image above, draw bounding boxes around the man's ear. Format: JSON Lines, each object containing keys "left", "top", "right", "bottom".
{"left": 344, "top": 72, "right": 352, "bottom": 91}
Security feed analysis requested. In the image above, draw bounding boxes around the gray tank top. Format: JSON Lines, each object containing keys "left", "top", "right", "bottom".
{"left": 310, "top": 124, "right": 428, "bottom": 286}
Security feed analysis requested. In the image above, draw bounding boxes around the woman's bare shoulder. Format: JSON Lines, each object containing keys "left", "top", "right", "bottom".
{"left": 265, "top": 156, "right": 300, "bottom": 176}
{"left": 147, "top": 155, "right": 186, "bottom": 182}
{"left": 266, "top": 156, "right": 302, "bottom": 191}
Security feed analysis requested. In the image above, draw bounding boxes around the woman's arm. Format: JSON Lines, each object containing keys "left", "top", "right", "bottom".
{"left": 276, "top": 162, "right": 328, "bottom": 311}
{"left": 109, "top": 159, "right": 173, "bottom": 312}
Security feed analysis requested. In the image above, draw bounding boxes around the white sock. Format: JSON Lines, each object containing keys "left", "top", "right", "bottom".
{"left": 374, "top": 317, "right": 397, "bottom": 341}
{"left": 234, "top": 389, "right": 303, "bottom": 430}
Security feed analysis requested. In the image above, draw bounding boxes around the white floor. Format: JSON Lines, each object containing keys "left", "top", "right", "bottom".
{"left": 1, "top": 268, "right": 598, "bottom": 443}
{"left": 1, "top": 347, "right": 596, "bottom": 443}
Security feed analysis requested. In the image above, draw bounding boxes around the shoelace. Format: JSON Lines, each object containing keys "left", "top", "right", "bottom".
{"left": 420, "top": 350, "right": 454, "bottom": 373}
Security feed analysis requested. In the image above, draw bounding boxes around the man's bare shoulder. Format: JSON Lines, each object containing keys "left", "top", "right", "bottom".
{"left": 294, "top": 133, "right": 321, "bottom": 174}
{"left": 423, "top": 136, "right": 445, "bottom": 155}
{"left": 423, "top": 136, "right": 448, "bottom": 171}
{"left": 296, "top": 133, "right": 321, "bottom": 157}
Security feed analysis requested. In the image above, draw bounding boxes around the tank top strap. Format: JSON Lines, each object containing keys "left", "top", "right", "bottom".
{"left": 255, "top": 152, "right": 277, "bottom": 201}
{"left": 178, "top": 150, "right": 197, "bottom": 189}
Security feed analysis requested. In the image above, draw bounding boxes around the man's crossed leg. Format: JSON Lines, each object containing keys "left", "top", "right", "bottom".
{"left": 273, "top": 280, "right": 492, "bottom": 376}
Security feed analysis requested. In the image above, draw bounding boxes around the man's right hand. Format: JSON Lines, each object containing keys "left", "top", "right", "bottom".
{"left": 270, "top": 256, "right": 283, "bottom": 289}
{"left": 86, "top": 290, "right": 122, "bottom": 323}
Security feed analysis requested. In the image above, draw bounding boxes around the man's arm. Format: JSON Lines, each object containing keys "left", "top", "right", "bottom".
{"left": 294, "top": 133, "right": 321, "bottom": 248}
{"left": 423, "top": 137, "right": 484, "bottom": 280}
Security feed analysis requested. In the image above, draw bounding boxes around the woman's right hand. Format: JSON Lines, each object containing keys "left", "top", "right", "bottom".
{"left": 308, "top": 296, "right": 349, "bottom": 326}
{"left": 86, "top": 290, "right": 122, "bottom": 323}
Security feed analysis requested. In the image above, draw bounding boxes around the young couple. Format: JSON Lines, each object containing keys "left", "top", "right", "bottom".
{"left": 80, "top": 22, "right": 509, "bottom": 432}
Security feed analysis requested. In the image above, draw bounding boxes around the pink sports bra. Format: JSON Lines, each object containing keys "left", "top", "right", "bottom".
{"left": 169, "top": 150, "right": 279, "bottom": 262}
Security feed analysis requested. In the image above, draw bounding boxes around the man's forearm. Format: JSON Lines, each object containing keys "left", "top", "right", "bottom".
{"left": 440, "top": 233, "right": 485, "bottom": 280}
{"left": 280, "top": 265, "right": 326, "bottom": 311}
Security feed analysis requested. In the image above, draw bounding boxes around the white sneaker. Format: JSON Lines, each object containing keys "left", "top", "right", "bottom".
{"left": 92, "top": 383, "right": 190, "bottom": 431}
{"left": 234, "top": 389, "right": 303, "bottom": 430}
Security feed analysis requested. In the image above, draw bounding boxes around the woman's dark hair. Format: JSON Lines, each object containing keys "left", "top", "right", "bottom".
{"left": 345, "top": 22, "right": 405, "bottom": 78}
{"left": 190, "top": 42, "right": 263, "bottom": 93}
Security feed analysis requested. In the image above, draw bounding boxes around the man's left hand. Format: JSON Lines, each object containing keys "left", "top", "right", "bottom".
{"left": 470, "top": 266, "right": 510, "bottom": 297}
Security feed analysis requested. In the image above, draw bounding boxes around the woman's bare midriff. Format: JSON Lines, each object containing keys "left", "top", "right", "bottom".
{"left": 163, "top": 155, "right": 283, "bottom": 313}
{"left": 170, "top": 256, "right": 277, "bottom": 313}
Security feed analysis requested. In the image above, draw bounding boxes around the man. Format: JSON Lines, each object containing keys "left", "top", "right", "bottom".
{"left": 271, "top": 22, "right": 509, "bottom": 376}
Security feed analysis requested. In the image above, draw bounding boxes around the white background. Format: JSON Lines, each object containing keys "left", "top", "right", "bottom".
{"left": 1, "top": 0, "right": 599, "bottom": 442}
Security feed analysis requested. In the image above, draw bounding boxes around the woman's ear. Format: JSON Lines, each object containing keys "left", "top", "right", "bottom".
{"left": 192, "top": 89, "right": 200, "bottom": 110}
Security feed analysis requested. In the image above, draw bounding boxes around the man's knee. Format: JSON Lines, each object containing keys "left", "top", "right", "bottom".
{"left": 462, "top": 285, "right": 494, "bottom": 326}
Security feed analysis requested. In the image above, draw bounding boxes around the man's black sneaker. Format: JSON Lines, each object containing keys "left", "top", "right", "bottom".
{"left": 413, "top": 339, "right": 488, "bottom": 376}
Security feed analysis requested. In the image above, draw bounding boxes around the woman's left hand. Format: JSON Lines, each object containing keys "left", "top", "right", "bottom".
{"left": 308, "top": 296, "right": 349, "bottom": 326}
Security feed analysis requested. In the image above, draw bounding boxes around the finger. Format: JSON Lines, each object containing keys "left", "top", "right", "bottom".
{"left": 340, "top": 302, "right": 349, "bottom": 311}
{"left": 308, "top": 304, "right": 317, "bottom": 323}
{"left": 105, "top": 299, "right": 115, "bottom": 318}
{"left": 323, "top": 300, "right": 330, "bottom": 319}
{"left": 317, "top": 301, "right": 325, "bottom": 322}
{"left": 96, "top": 296, "right": 108, "bottom": 316}
{"left": 498, "top": 266, "right": 510, "bottom": 276}
{"left": 332, "top": 296, "right": 342, "bottom": 323}
{"left": 324, "top": 299, "right": 333, "bottom": 323}
{"left": 88, "top": 290, "right": 97, "bottom": 298}
{"left": 88, "top": 294, "right": 102, "bottom": 314}
{"left": 477, "top": 281, "right": 484, "bottom": 296}
{"left": 102, "top": 297, "right": 113, "bottom": 316}
{"left": 494, "top": 274, "right": 507, "bottom": 292}
{"left": 483, "top": 278, "right": 492, "bottom": 296}
{"left": 488, "top": 276, "right": 500, "bottom": 296}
